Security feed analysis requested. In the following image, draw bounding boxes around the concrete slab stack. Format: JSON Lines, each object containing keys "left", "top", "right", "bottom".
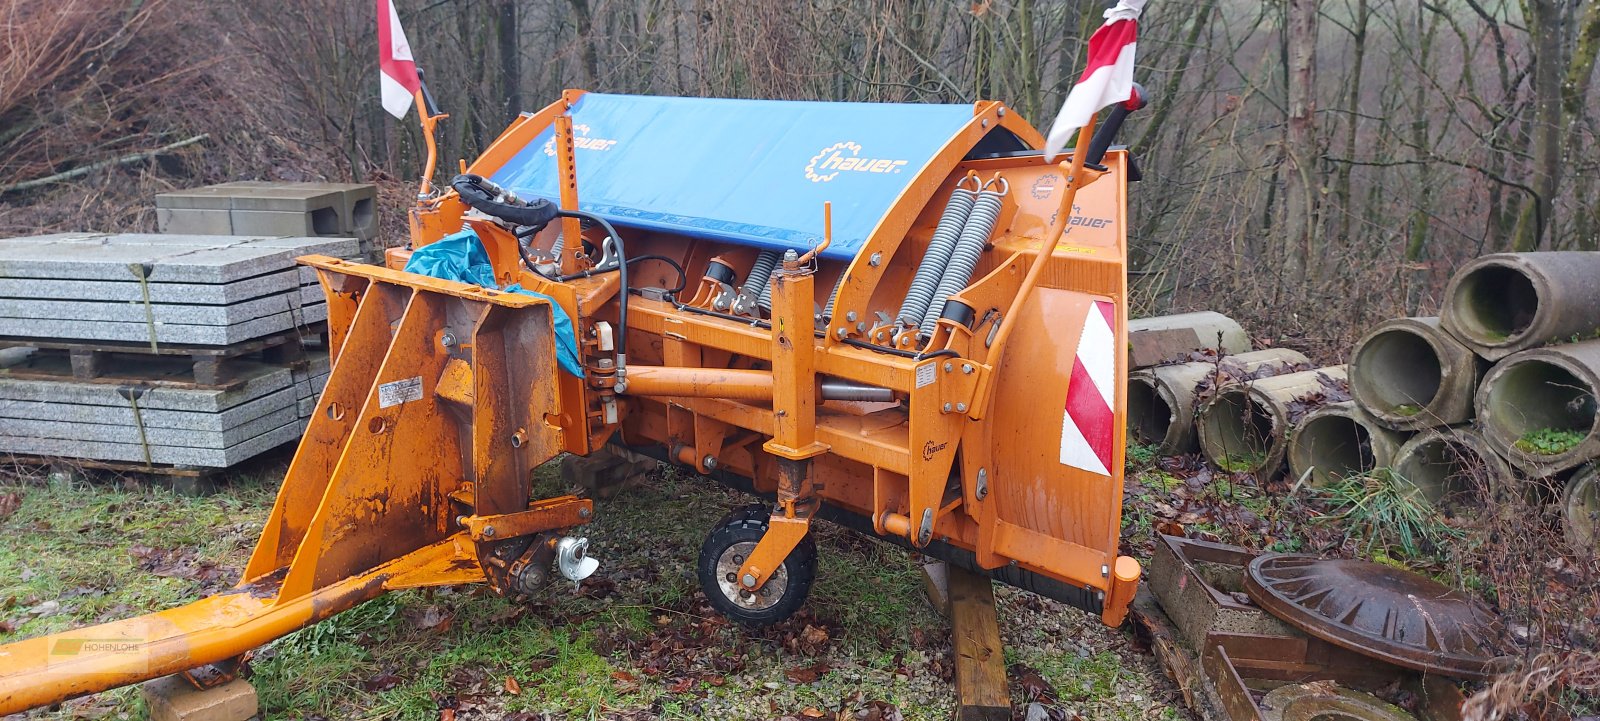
{"left": 0, "top": 232, "right": 348, "bottom": 471}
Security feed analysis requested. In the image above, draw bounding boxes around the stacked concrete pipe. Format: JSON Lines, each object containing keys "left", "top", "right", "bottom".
{"left": 1561, "top": 465, "right": 1599, "bottom": 547}
{"left": 1349, "top": 317, "right": 1486, "bottom": 430}
{"left": 1196, "top": 366, "right": 1348, "bottom": 475}
{"left": 1475, "top": 339, "right": 1600, "bottom": 475}
{"left": 1127, "top": 311, "right": 1251, "bottom": 368}
{"left": 1127, "top": 348, "right": 1310, "bottom": 456}
{"left": 1286, "top": 401, "right": 1409, "bottom": 488}
{"left": 1441, "top": 252, "right": 1600, "bottom": 360}
{"left": 1390, "top": 426, "right": 1514, "bottom": 507}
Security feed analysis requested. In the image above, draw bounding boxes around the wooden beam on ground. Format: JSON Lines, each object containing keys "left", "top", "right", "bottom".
{"left": 948, "top": 564, "right": 1009, "bottom": 721}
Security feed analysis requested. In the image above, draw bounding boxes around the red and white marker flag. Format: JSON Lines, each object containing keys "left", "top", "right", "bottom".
{"left": 378, "top": 0, "right": 421, "bottom": 119}
{"left": 1043, "top": 0, "right": 1146, "bottom": 161}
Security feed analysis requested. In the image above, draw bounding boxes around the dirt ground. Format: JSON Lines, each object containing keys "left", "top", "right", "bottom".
{"left": 0, "top": 454, "right": 1189, "bottom": 721}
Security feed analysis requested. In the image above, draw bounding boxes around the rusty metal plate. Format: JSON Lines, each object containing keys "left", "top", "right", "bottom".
{"left": 1244, "top": 554, "right": 1510, "bottom": 680}
{"left": 1259, "top": 683, "right": 1416, "bottom": 721}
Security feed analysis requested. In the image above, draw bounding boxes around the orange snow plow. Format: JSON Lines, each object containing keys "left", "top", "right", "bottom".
{"left": 0, "top": 86, "right": 1146, "bottom": 713}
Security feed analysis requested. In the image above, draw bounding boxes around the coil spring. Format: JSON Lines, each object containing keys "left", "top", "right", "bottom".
{"left": 920, "top": 176, "right": 1008, "bottom": 339}
{"left": 821, "top": 273, "right": 845, "bottom": 322}
{"left": 742, "top": 251, "right": 779, "bottom": 310}
{"left": 550, "top": 231, "right": 565, "bottom": 260}
{"left": 896, "top": 175, "right": 980, "bottom": 328}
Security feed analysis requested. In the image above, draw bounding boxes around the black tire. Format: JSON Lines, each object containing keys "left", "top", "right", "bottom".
{"left": 714, "top": 502, "right": 771, "bottom": 527}
{"left": 696, "top": 515, "right": 816, "bottom": 626}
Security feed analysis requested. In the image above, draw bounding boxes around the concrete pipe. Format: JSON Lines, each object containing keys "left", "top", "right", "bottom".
{"left": 1561, "top": 464, "right": 1599, "bottom": 548}
{"left": 1390, "top": 426, "right": 1514, "bottom": 508}
{"left": 1350, "top": 317, "right": 1486, "bottom": 431}
{"left": 1441, "top": 252, "right": 1600, "bottom": 360}
{"left": 1127, "top": 311, "right": 1251, "bottom": 369}
{"left": 1196, "top": 366, "right": 1348, "bottom": 475}
{"left": 1128, "top": 348, "right": 1311, "bottom": 456}
{"left": 1476, "top": 339, "right": 1600, "bottom": 475}
{"left": 1286, "top": 401, "right": 1410, "bottom": 488}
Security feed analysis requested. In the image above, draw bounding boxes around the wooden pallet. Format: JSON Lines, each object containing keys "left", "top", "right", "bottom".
{"left": 2, "top": 454, "right": 224, "bottom": 495}
{"left": 0, "top": 325, "right": 327, "bottom": 389}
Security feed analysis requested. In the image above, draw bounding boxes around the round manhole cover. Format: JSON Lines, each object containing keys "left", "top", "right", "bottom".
{"left": 1245, "top": 554, "right": 1511, "bottom": 679}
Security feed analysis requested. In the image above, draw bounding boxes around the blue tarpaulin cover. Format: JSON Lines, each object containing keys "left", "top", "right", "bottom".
{"left": 489, "top": 93, "right": 974, "bottom": 260}
{"left": 404, "top": 229, "right": 583, "bottom": 376}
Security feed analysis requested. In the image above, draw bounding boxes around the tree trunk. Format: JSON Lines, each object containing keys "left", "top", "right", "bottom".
{"left": 498, "top": 0, "right": 521, "bottom": 123}
{"left": 567, "top": 0, "right": 600, "bottom": 87}
{"left": 1512, "top": 0, "right": 1563, "bottom": 251}
{"left": 1283, "top": 0, "right": 1319, "bottom": 285}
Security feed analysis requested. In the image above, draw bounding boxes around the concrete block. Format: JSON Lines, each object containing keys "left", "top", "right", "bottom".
{"left": 0, "top": 290, "right": 309, "bottom": 326}
{"left": 0, "top": 303, "right": 327, "bottom": 345}
{"left": 0, "top": 387, "right": 297, "bottom": 431}
{"left": 0, "top": 365, "right": 296, "bottom": 412}
{"left": 0, "top": 234, "right": 357, "bottom": 284}
{"left": 0, "top": 418, "right": 302, "bottom": 467}
{"left": 154, "top": 187, "right": 238, "bottom": 211}
{"left": 157, "top": 208, "right": 234, "bottom": 235}
{"left": 141, "top": 674, "right": 258, "bottom": 721}
{"left": 230, "top": 208, "right": 339, "bottom": 238}
{"left": 4, "top": 405, "right": 296, "bottom": 448}
{"left": 0, "top": 269, "right": 298, "bottom": 305}
{"left": 224, "top": 185, "right": 343, "bottom": 214}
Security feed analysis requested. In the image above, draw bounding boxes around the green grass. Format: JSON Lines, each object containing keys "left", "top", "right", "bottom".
{"left": 1393, "top": 403, "right": 1423, "bottom": 417}
{"left": 1513, "top": 427, "right": 1586, "bottom": 455}
{"left": 1216, "top": 453, "right": 1264, "bottom": 473}
{"left": 1, "top": 460, "right": 1180, "bottom": 720}
{"left": 1317, "top": 469, "right": 1462, "bottom": 558}
{"left": 1124, "top": 441, "right": 1160, "bottom": 470}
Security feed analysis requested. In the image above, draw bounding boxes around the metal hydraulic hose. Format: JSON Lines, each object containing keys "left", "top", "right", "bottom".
{"left": 896, "top": 175, "right": 979, "bottom": 328}
{"left": 919, "top": 177, "right": 1007, "bottom": 340}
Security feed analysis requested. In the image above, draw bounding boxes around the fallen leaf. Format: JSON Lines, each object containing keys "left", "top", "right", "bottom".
{"left": 503, "top": 676, "right": 521, "bottom": 695}
{"left": 610, "top": 670, "right": 637, "bottom": 683}
{"left": 668, "top": 677, "right": 695, "bottom": 694}
{"left": 785, "top": 661, "right": 832, "bottom": 683}
{"left": 408, "top": 606, "right": 454, "bottom": 634}
{"left": 439, "top": 711, "right": 455, "bottom": 721}
{"left": 0, "top": 493, "right": 20, "bottom": 520}
{"left": 364, "top": 672, "right": 403, "bottom": 692}
{"left": 801, "top": 708, "right": 827, "bottom": 718}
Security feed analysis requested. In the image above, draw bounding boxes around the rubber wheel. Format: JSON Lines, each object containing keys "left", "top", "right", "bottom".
{"left": 697, "top": 514, "right": 816, "bottom": 626}
{"left": 714, "top": 502, "right": 771, "bottom": 527}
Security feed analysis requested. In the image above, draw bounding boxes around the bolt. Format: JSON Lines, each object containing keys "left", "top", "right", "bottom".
{"left": 578, "top": 507, "right": 591, "bottom": 519}
{"left": 703, "top": 455, "right": 718, "bottom": 470}
{"left": 783, "top": 249, "right": 799, "bottom": 262}
{"left": 870, "top": 252, "right": 882, "bottom": 266}
{"left": 511, "top": 429, "right": 526, "bottom": 448}
{"left": 900, "top": 336, "right": 912, "bottom": 346}
{"left": 956, "top": 402, "right": 967, "bottom": 413}
{"left": 846, "top": 311, "right": 857, "bottom": 322}
{"left": 856, "top": 322, "right": 867, "bottom": 332}
{"left": 483, "top": 525, "right": 496, "bottom": 538}
{"left": 714, "top": 297, "right": 729, "bottom": 310}
{"left": 997, "top": 107, "right": 1007, "bottom": 117}
{"left": 456, "top": 515, "right": 468, "bottom": 527}
{"left": 942, "top": 402, "right": 952, "bottom": 412}
{"left": 981, "top": 119, "right": 989, "bottom": 128}
{"left": 962, "top": 364, "right": 974, "bottom": 374}
{"left": 943, "top": 362, "right": 953, "bottom": 372}
{"left": 742, "top": 573, "right": 757, "bottom": 588}
{"left": 836, "top": 327, "right": 849, "bottom": 339}
{"left": 597, "top": 358, "right": 614, "bottom": 369}
{"left": 440, "top": 331, "right": 457, "bottom": 348}
{"left": 976, "top": 468, "right": 989, "bottom": 500}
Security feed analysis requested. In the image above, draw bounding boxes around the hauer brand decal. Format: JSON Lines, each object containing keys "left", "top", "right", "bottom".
{"left": 922, "top": 440, "right": 949, "bottom": 461}
{"left": 543, "top": 124, "right": 619, "bottom": 156}
{"left": 805, "top": 142, "right": 910, "bottom": 182}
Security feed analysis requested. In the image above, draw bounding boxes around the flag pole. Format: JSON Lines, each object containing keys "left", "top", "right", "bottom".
{"left": 413, "top": 69, "right": 448, "bottom": 202}
{"left": 979, "top": 113, "right": 1103, "bottom": 405}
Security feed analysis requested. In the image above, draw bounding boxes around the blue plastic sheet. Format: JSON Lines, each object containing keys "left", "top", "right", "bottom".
{"left": 403, "top": 230, "right": 583, "bottom": 376}
{"left": 489, "top": 93, "right": 974, "bottom": 260}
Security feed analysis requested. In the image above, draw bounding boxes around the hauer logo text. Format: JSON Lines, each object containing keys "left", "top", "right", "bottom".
{"left": 804, "top": 142, "right": 909, "bottom": 183}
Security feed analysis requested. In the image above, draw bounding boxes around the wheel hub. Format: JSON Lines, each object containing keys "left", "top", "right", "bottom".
{"left": 715, "top": 541, "right": 788, "bottom": 611}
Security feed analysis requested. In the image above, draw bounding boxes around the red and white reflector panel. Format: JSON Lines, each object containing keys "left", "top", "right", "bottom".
{"left": 1059, "top": 300, "right": 1117, "bottom": 476}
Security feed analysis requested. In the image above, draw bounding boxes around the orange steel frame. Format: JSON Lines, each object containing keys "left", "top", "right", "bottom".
{"left": 0, "top": 90, "right": 1141, "bottom": 715}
